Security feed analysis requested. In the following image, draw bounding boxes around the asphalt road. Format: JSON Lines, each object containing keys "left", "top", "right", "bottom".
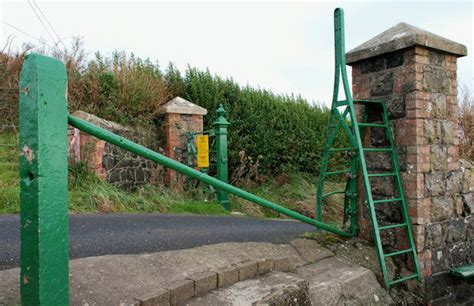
{"left": 0, "top": 214, "right": 315, "bottom": 270}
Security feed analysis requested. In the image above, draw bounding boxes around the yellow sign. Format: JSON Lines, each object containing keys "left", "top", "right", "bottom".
{"left": 196, "top": 135, "right": 209, "bottom": 168}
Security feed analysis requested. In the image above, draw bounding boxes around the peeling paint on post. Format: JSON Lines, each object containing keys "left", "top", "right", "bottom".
{"left": 19, "top": 53, "right": 69, "bottom": 305}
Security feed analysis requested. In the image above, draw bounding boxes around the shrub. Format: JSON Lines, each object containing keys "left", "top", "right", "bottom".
{"left": 1, "top": 42, "right": 344, "bottom": 177}
{"left": 165, "top": 66, "right": 344, "bottom": 175}
{"left": 459, "top": 86, "right": 473, "bottom": 161}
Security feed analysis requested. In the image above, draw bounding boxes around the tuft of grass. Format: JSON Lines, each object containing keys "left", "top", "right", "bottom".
{"left": 167, "top": 201, "right": 228, "bottom": 215}
{"left": 0, "top": 133, "right": 19, "bottom": 214}
{"left": 230, "top": 172, "right": 345, "bottom": 222}
{"left": 302, "top": 231, "right": 346, "bottom": 246}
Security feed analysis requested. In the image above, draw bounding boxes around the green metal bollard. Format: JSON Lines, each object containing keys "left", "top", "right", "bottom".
{"left": 19, "top": 54, "right": 70, "bottom": 305}
{"left": 213, "top": 105, "right": 230, "bottom": 210}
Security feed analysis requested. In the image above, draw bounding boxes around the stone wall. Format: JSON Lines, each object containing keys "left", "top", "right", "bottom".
{"left": 69, "top": 111, "right": 165, "bottom": 191}
{"left": 68, "top": 97, "right": 207, "bottom": 192}
{"left": 101, "top": 133, "right": 165, "bottom": 191}
{"left": 347, "top": 22, "right": 473, "bottom": 303}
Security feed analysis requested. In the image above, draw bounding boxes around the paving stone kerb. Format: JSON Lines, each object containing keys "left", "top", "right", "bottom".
{"left": 347, "top": 21, "right": 473, "bottom": 303}
{"left": 0, "top": 240, "right": 390, "bottom": 305}
{"left": 186, "top": 271, "right": 312, "bottom": 306}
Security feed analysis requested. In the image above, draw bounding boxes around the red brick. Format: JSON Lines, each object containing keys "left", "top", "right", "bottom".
{"left": 447, "top": 161, "right": 460, "bottom": 171}
{"left": 402, "top": 173, "right": 425, "bottom": 199}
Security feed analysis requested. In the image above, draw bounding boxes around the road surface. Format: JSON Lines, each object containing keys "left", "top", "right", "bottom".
{"left": 0, "top": 214, "right": 315, "bottom": 270}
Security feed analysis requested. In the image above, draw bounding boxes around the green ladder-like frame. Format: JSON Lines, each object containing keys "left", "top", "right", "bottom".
{"left": 316, "top": 8, "right": 422, "bottom": 288}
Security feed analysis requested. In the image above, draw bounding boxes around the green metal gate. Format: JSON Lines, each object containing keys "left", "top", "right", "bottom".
{"left": 18, "top": 7, "right": 421, "bottom": 305}
{"left": 315, "top": 8, "right": 422, "bottom": 287}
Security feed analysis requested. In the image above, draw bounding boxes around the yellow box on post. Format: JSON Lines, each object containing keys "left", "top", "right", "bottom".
{"left": 196, "top": 134, "right": 209, "bottom": 168}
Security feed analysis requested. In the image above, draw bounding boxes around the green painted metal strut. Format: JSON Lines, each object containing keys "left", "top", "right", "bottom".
{"left": 316, "top": 7, "right": 358, "bottom": 236}
{"left": 316, "top": 8, "right": 422, "bottom": 288}
{"left": 68, "top": 114, "right": 352, "bottom": 238}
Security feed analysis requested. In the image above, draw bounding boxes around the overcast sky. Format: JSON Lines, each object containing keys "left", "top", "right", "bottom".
{"left": 1, "top": 1, "right": 472, "bottom": 105}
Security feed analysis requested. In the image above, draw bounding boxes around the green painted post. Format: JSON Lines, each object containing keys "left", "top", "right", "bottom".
{"left": 19, "top": 53, "right": 69, "bottom": 305}
{"left": 213, "top": 104, "right": 230, "bottom": 210}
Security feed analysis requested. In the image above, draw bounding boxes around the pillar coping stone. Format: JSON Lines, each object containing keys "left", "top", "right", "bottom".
{"left": 72, "top": 110, "right": 130, "bottom": 132}
{"left": 159, "top": 96, "right": 208, "bottom": 115}
{"left": 346, "top": 22, "right": 467, "bottom": 65}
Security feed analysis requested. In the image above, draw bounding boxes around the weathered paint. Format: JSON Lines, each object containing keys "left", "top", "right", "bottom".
{"left": 19, "top": 53, "right": 69, "bottom": 305}
{"left": 213, "top": 105, "right": 230, "bottom": 210}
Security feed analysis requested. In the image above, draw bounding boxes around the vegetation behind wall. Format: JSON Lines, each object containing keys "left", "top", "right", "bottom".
{"left": 1, "top": 41, "right": 471, "bottom": 178}
{"left": 0, "top": 41, "right": 345, "bottom": 177}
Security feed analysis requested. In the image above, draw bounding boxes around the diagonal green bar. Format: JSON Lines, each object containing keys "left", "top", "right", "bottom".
{"left": 19, "top": 53, "right": 69, "bottom": 305}
{"left": 68, "top": 114, "right": 353, "bottom": 238}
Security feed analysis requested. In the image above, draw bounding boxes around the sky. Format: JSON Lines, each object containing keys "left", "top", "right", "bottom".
{"left": 1, "top": 0, "right": 472, "bottom": 105}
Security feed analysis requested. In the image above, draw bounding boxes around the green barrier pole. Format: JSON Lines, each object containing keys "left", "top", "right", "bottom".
{"left": 19, "top": 54, "right": 70, "bottom": 305}
{"left": 68, "top": 114, "right": 353, "bottom": 238}
{"left": 213, "top": 105, "right": 230, "bottom": 210}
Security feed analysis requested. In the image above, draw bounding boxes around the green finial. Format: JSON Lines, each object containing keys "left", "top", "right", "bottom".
{"left": 213, "top": 104, "right": 230, "bottom": 127}
{"left": 217, "top": 104, "right": 225, "bottom": 117}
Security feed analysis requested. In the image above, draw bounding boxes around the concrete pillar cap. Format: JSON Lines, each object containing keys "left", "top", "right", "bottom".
{"left": 346, "top": 22, "right": 467, "bottom": 65}
{"left": 158, "top": 97, "right": 207, "bottom": 115}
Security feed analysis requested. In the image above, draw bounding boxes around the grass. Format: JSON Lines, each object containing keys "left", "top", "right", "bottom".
{"left": 229, "top": 172, "right": 345, "bottom": 221}
{"left": 0, "top": 133, "right": 19, "bottom": 214}
{"left": 0, "top": 133, "right": 228, "bottom": 215}
{"left": 0, "top": 132, "right": 346, "bottom": 222}
{"left": 68, "top": 163, "right": 230, "bottom": 215}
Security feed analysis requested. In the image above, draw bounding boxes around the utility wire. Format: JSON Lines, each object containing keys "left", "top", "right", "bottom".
{"left": 31, "top": 0, "right": 67, "bottom": 50}
{"left": 0, "top": 20, "right": 47, "bottom": 45}
{"left": 0, "top": 19, "right": 67, "bottom": 57}
{"left": 27, "top": 0, "right": 58, "bottom": 48}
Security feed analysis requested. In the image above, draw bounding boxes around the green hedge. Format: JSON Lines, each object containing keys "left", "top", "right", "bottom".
{"left": 2, "top": 51, "right": 345, "bottom": 176}
{"left": 165, "top": 66, "right": 344, "bottom": 175}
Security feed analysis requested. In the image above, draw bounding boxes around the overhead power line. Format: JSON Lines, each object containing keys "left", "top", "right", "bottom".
{"left": 27, "top": 0, "right": 58, "bottom": 49}
{"left": 31, "top": 0, "right": 67, "bottom": 50}
{"left": 0, "top": 20, "right": 45, "bottom": 45}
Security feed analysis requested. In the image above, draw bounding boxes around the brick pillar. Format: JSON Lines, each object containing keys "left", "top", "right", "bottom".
{"left": 68, "top": 111, "right": 108, "bottom": 180}
{"left": 158, "top": 97, "right": 207, "bottom": 189}
{"left": 347, "top": 22, "right": 471, "bottom": 285}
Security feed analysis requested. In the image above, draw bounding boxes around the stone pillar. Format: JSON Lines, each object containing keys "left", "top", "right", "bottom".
{"left": 158, "top": 97, "right": 207, "bottom": 189}
{"left": 347, "top": 22, "right": 472, "bottom": 293}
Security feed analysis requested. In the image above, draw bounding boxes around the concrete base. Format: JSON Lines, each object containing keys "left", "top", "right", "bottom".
{"left": 0, "top": 239, "right": 391, "bottom": 305}
{"left": 187, "top": 271, "right": 310, "bottom": 306}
